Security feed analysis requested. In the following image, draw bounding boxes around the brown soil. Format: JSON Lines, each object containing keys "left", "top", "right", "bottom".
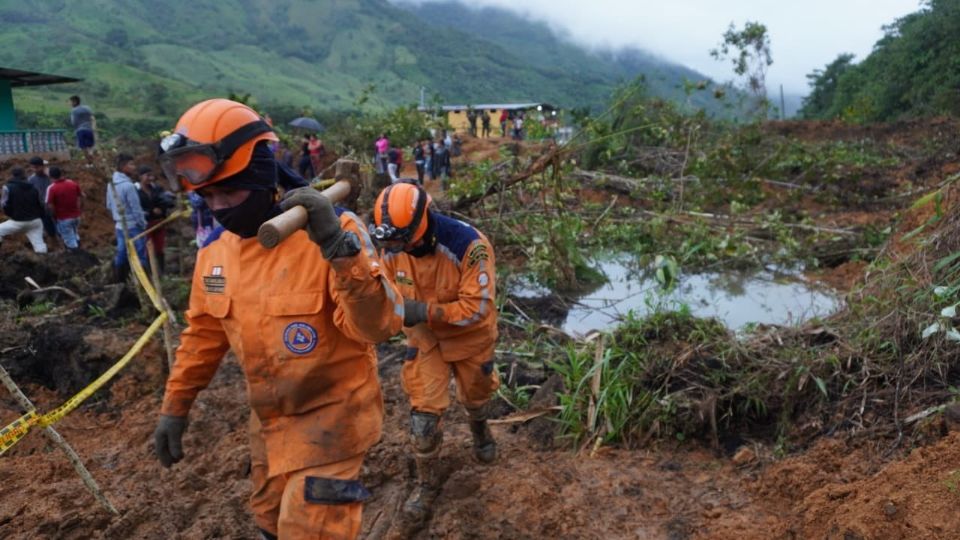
{"left": 4, "top": 341, "right": 960, "bottom": 539}
{"left": 4, "top": 121, "right": 960, "bottom": 538}
{"left": 807, "top": 260, "right": 869, "bottom": 291}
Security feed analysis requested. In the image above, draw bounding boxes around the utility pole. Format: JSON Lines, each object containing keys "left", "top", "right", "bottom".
{"left": 780, "top": 84, "right": 786, "bottom": 120}
{"left": 420, "top": 86, "right": 426, "bottom": 109}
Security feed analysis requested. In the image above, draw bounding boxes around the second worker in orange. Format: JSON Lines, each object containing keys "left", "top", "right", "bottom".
{"left": 371, "top": 182, "right": 500, "bottom": 530}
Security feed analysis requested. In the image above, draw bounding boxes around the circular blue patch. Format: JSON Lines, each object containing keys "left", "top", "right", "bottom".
{"left": 283, "top": 322, "right": 318, "bottom": 355}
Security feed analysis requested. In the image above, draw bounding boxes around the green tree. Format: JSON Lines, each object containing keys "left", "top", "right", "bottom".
{"left": 802, "top": 0, "right": 960, "bottom": 122}
{"left": 710, "top": 21, "right": 773, "bottom": 117}
{"left": 800, "top": 53, "right": 856, "bottom": 119}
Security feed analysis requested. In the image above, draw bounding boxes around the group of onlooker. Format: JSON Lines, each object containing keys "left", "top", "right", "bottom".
{"left": 0, "top": 149, "right": 177, "bottom": 285}
{"left": 375, "top": 132, "right": 460, "bottom": 186}
{"left": 465, "top": 108, "right": 526, "bottom": 140}
{"left": 105, "top": 154, "right": 175, "bottom": 282}
{"left": 0, "top": 157, "right": 83, "bottom": 254}
{"left": 466, "top": 109, "right": 493, "bottom": 138}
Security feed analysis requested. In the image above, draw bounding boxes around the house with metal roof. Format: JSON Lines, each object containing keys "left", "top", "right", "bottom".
{"left": 0, "top": 66, "right": 82, "bottom": 161}
{"left": 419, "top": 102, "right": 559, "bottom": 134}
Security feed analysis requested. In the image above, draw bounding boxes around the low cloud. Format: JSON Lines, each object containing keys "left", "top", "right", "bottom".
{"left": 392, "top": 0, "right": 921, "bottom": 94}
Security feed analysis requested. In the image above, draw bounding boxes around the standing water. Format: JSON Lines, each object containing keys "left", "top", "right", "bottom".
{"left": 511, "top": 254, "right": 841, "bottom": 336}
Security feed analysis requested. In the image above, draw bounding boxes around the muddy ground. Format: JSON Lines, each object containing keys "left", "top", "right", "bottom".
{"left": 3, "top": 124, "right": 960, "bottom": 539}
{"left": 4, "top": 335, "right": 960, "bottom": 540}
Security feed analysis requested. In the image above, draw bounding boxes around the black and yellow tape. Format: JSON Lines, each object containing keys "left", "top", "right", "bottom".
{"left": 0, "top": 226, "right": 178, "bottom": 455}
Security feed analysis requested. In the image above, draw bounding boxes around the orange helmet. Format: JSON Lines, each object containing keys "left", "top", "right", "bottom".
{"left": 372, "top": 183, "right": 432, "bottom": 244}
{"left": 158, "top": 99, "right": 278, "bottom": 192}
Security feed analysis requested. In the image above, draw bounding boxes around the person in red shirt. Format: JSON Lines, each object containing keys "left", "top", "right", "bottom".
{"left": 45, "top": 167, "right": 83, "bottom": 250}
{"left": 308, "top": 134, "right": 325, "bottom": 179}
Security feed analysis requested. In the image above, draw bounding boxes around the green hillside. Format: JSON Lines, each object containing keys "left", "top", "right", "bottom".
{"left": 398, "top": 1, "right": 720, "bottom": 111}
{"left": 0, "top": 0, "right": 717, "bottom": 130}
{"left": 800, "top": 0, "right": 959, "bottom": 121}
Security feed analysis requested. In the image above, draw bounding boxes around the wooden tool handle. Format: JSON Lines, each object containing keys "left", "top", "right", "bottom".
{"left": 258, "top": 180, "right": 355, "bottom": 248}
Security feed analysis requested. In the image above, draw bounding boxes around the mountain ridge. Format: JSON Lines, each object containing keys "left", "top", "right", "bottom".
{"left": 0, "top": 0, "right": 719, "bottom": 124}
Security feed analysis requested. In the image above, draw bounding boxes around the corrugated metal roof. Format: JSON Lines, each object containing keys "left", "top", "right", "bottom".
{"left": 0, "top": 67, "right": 82, "bottom": 88}
{"left": 419, "top": 102, "right": 557, "bottom": 112}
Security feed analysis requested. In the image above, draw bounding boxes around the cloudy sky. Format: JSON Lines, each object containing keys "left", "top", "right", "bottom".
{"left": 397, "top": 0, "right": 923, "bottom": 95}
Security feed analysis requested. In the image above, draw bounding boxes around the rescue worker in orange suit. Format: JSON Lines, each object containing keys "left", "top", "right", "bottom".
{"left": 371, "top": 182, "right": 500, "bottom": 527}
{"left": 151, "top": 99, "right": 403, "bottom": 540}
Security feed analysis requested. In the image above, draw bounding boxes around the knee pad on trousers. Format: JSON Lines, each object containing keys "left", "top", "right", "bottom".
{"left": 409, "top": 411, "right": 442, "bottom": 456}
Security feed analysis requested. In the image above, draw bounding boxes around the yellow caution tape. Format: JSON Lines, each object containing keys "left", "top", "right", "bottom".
{"left": 129, "top": 209, "right": 190, "bottom": 243}
{"left": 128, "top": 239, "right": 163, "bottom": 311}
{"left": 0, "top": 222, "right": 177, "bottom": 455}
{"left": 0, "top": 314, "right": 167, "bottom": 456}
{"left": 0, "top": 411, "right": 37, "bottom": 454}
{"left": 311, "top": 178, "right": 336, "bottom": 189}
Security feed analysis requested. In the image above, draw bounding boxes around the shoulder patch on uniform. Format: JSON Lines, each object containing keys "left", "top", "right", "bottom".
{"left": 467, "top": 243, "right": 489, "bottom": 267}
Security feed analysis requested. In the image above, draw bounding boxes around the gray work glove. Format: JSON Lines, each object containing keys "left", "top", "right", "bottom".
{"left": 279, "top": 188, "right": 351, "bottom": 259}
{"left": 154, "top": 414, "right": 188, "bottom": 468}
{"left": 404, "top": 299, "right": 428, "bottom": 327}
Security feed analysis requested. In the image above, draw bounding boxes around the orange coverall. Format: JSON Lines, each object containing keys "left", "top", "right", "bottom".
{"left": 381, "top": 212, "right": 500, "bottom": 415}
{"left": 161, "top": 212, "right": 403, "bottom": 539}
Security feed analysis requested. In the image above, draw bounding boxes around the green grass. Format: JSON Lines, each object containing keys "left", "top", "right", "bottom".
{"left": 0, "top": 0, "right": 717, "bottom": 130}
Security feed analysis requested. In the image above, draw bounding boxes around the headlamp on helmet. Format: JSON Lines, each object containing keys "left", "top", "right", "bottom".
{"left": 370, "top": 223, "right": 399, "bottom": 241}
{"left": 372, "top": 183, "right": 431, "bottom": 246}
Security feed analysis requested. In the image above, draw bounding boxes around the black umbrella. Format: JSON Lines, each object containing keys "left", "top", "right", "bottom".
{"left": 289, "top": 117, "right": 324, "bottom": 132}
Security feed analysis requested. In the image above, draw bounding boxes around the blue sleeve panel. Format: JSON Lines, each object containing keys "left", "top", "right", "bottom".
{"left": 432, "top": 212, "right": 480, "bottom": 263}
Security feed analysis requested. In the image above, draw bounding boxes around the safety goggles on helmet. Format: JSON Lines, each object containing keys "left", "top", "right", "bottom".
{"left": 158, "top": 120, "right": 273, "bottom": 192}
{"left": 369, "top": 184, "right": 429, "bottom": 244}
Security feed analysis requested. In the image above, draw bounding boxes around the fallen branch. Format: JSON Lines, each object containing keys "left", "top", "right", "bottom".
{"left": 0, "top": 365, "right": 119, "bottom": 515}
{"left": 570, "top": 169, "right": 698, "bottom": 195}
{"left": 23, "top": 276, "right": 83, "bottom": 304}
{"left": 452, "top": 148, "right": 563, "bottom": 211}
{"left": 590, "top": 195, "right": 619, "bottom": 233}
{"left": 489, "top": 406, "right": 563, "bottom": 425}
{"left": 904, "top": 404, "right": 946, "bottom": 425}
{"left": 761, "top": 179, "right": 818, "bottom": 191}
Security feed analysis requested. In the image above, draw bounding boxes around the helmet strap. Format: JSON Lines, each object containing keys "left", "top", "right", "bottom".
{"left": 215, "top": 120, "right": 274, "bottom": 161}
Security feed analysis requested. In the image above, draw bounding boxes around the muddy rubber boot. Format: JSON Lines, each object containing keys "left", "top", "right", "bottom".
{"left": 402, "top": 453, "right": 442, "bottom": 526}
{"left": 467, "top": 405, "right": 497, "bottom": 464}
{"left": 400, "top": 412, "right": 443, "bottom": 532}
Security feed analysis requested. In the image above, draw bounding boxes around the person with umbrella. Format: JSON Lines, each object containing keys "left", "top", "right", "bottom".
{"left": 289, "top": 116, "right": 324, "bottom": 132}
{"left": 298, "top": 135, "right": 314, "bottom": 180}
{"left": 308, "top": 134, "right": 326, "bottom": 179}
{"left": 289, "top": 117, "right": 325, "bottom": 180}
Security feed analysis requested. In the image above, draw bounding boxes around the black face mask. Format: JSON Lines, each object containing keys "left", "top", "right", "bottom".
{"left": 212, "top": 190, "right": 278, "bottom": 239}
{"left": 405, "top": 215, "right": 437, "bottom": 258}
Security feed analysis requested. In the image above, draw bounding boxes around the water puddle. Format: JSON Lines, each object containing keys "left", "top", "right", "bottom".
{"left": 510, "top": 254, "right": 841, "bottom": 336}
